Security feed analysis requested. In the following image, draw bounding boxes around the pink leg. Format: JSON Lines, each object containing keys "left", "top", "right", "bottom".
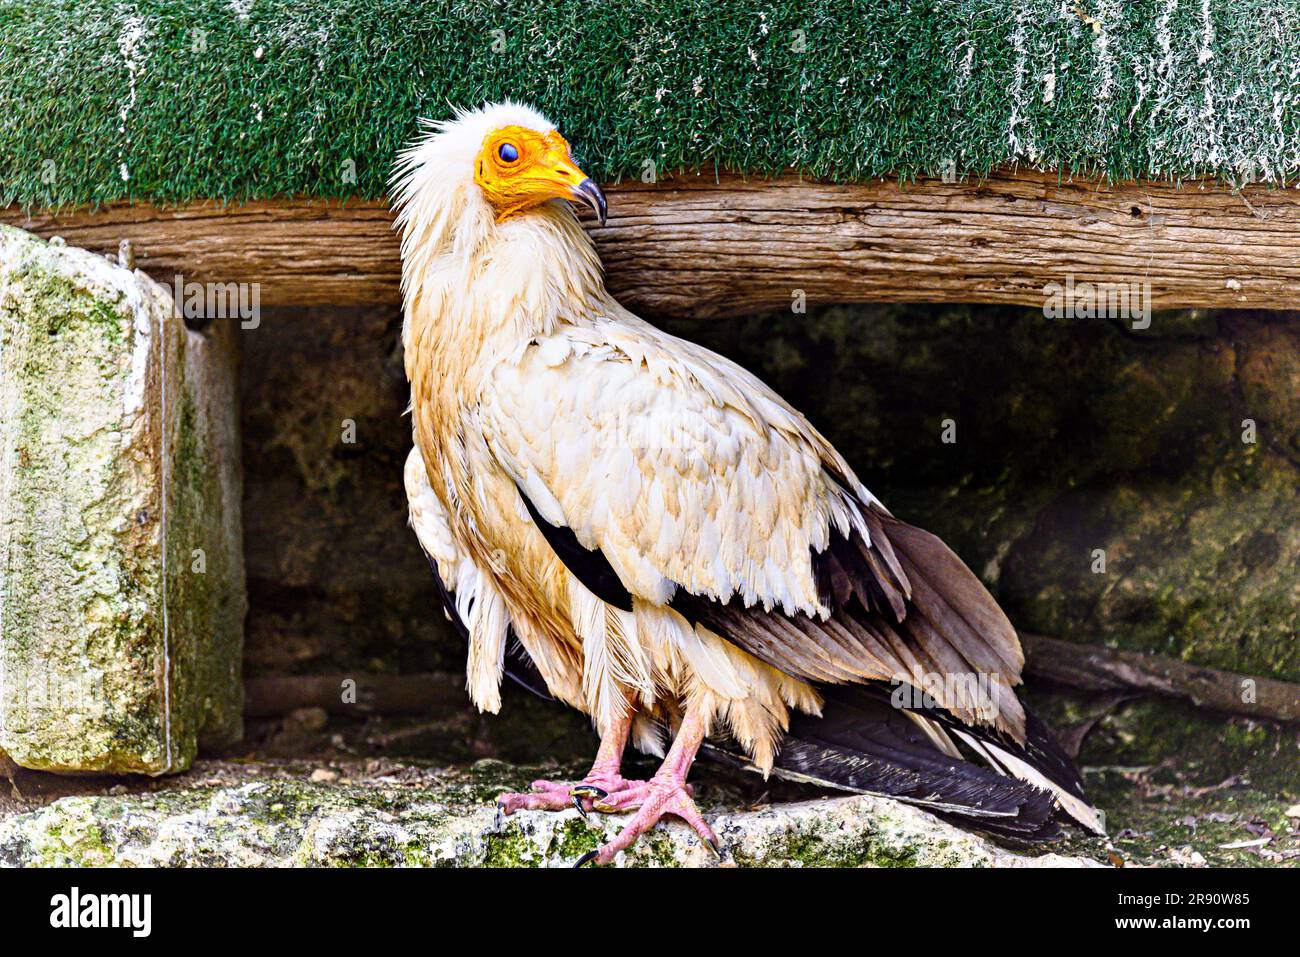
{"left": 496, "top": 705, "right": 646, "bottom": 817}
{"left": 576, "top": 703, "right": 718, "bottom": 866}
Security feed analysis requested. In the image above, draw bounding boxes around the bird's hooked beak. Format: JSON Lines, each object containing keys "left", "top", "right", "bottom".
{"left": 572, "top": 178, "right": 608, "bottom": 227}
{"left": 544, "top": 147, "right": 606, "bottom": 226}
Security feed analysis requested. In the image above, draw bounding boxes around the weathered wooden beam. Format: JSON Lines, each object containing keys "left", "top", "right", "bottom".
{"left": 1020, "top": 633, "right": 1300, "bottom": 724}
{"left": 243, "top": 672, "right": 464, "bottom": 718}
{"left": 5, "top": 170, "right": 1298, "bottom": 318}
{"left": 243, "top": 638, "right": 1300, "bottom": 725}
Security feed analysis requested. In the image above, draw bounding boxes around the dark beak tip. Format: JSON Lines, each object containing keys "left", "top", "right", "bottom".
{"left": 576, "top": 178, "right": 608, "bottom": 227}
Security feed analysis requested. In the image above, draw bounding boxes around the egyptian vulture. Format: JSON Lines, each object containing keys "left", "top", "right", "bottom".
{"left": 392, "top": 102, "right": 1103, "bottom": 865}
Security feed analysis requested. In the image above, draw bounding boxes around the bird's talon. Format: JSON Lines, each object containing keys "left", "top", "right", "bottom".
{"left": 569, "top": 784, "right": 608, "bottom": 800}
{"left": 705, "top": 836, "right": 721, "bottom": 857}
{"left": 571, "top": 794, "right": 589, "bottom": 820}
{"left": 574, "top": 850, "right": 599, "bottom": 868}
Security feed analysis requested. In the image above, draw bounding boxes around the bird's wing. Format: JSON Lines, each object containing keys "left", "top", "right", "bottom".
{"left": 478, "top": 317, "right": 1027, "bottom": 739}
{"left": 481, "top": 319, "right": 859, "bottom": 615}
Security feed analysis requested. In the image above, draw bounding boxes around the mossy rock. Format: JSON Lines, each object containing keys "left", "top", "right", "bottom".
{"left": 0, "top": 759, "right": 1100, "bottom": 868}
{"left": 0, "top": 226, "right": 245, "bottom": 774}
{"left": 1046, "top": 695, "right": 1300, "bottom": 867}
{"left": 4, "top": 0, "right": 1300, "bottom": 210}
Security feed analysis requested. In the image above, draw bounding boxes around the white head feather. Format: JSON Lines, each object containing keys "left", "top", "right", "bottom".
{"left": 389, "top": 101, "right": 604, "bottom": 336}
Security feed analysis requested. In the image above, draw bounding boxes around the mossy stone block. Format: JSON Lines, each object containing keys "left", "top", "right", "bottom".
{"left": 0, "top": 225, "right": 245, "bottom": 773}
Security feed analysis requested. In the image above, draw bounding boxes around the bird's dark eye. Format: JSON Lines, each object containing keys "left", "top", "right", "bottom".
{"left": 498, "top": 143, "right": 519, "bottom": 163}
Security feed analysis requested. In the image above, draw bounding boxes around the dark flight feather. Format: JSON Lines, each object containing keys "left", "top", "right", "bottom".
{"left": 420, "top": 549, "right": 470, "bottom": 643}
{"left": 707, "top": 683, "right": 1065, "bottom": 843}
{"left": 495, "top": 653, "right": 1074, "bottom": 842}
{"left": 518, "top": 487, "right": 634, "bottom": 611}
{"left": 429, "top": 560, "right": 1084, "bottom": 841}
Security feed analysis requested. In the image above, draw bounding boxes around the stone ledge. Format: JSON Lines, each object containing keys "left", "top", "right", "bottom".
{"left": 0, "top": 759, "right": 1100, "bottom": 868}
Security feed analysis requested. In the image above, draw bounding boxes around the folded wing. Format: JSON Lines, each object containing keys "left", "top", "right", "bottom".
{"left": 478, "top": 318, "right": 1027, "bottom": 740}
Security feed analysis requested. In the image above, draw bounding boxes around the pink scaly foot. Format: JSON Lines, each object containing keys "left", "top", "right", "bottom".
{"left": 496, "top": 770, "right": 648, "bottom": 818}
{"left": 498, "top": 773, "right": 693, "bottom": 817}
{"left": 577, "top": 775, "right": 717, "bottom": 866}
{"left": 497, "top": 705, "right": 642, "bottom": 819}
{"left": 576, "top": 704, "right": 719, "bottom": 866}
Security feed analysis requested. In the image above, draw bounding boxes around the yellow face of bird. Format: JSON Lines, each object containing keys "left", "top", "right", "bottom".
{"left": 474, "top": 124, "right": 607, "bottom": 226}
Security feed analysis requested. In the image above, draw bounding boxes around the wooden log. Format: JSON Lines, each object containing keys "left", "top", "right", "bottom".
{"left": 242, "top": 672, "right": 464, "bottom": 718}
{"left": 245, "top": 638, "right": 1300, "bottom": 724}
{"left": 1020, "top": 633, "right": 1300, "bottom": 724}
{"left": 5, "top": 170, "right": 1299, "bottom": 319}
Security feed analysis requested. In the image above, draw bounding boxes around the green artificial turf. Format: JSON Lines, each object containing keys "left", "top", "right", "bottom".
{"left": 2, "top": 0, "right": 1298, "bottom": 208}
